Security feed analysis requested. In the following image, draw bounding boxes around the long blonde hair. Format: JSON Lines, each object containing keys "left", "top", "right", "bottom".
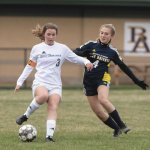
{"left": 32, "top": 23, "right": 58, "bottom": 40}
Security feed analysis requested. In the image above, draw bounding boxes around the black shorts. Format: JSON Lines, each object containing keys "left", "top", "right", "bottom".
{"left": 83, "top": 80, "right": 110, "bottom": 96}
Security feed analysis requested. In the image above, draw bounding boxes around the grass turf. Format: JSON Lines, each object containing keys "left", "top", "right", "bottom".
{"left": 0, "top": 87, "right": 150, "bottom": 150}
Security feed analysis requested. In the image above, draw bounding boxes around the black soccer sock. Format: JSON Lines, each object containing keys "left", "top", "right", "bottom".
{"left": 104, "top": 116, "right": 120, "bottom": 130}
{"left": 109, "top": 109, "right": 125, "bottom": 128}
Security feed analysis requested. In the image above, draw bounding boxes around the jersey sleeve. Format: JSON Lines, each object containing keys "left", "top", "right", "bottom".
{"left": 73, "top": 41, "right": 93, "bottom": 57}
{"left": 113, "top": 50, "right": 140, "bottom": 84}
{"left": 16, "top": 46, "right": 37, "bottom": 86}
{"left": 64, "top": 46, "right": 91, "bottom": 65}
{"left": 16, "top": 64, "right": 33, "bottom": 86}
{"left": 112, "top": 48, "right": 123, "bottom": 65}
{"left": 29, "top": 46, "right": 38, "bottom": 63}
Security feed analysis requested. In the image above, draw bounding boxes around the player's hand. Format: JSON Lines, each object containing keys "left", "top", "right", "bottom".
{"left": 14, "top": 85, "right": 21, "bottom": 93}
{"left": 86, "top": 63, "right": 93, "bottom": 71}
{"left": 136, "top": 80, "right": 149, "bottom": 90}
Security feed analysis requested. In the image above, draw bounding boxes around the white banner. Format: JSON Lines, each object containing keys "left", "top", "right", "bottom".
{"left": 124, "top": 22, "right": 150, "bottom": 55}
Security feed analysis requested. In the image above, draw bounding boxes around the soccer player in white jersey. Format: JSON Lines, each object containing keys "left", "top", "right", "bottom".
{"left": 14, "top": 23, "right": 93, "bottom": 142}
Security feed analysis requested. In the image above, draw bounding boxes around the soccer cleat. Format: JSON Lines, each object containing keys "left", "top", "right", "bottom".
{"left": 46, "top": 136, "right": 55, "bottom": 142}
{"left": 16, "top": 115, "right": 28, "bottom": 125}
{"left": 113, "top": 129, "right": 122, "bottom": 137}
{"left": 121, "top": 125, "right": 131, "bottom": 134}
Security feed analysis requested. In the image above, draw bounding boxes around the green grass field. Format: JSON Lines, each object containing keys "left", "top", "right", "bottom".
{"left": 0, "top": 87, "right": 150, "bottom": 150}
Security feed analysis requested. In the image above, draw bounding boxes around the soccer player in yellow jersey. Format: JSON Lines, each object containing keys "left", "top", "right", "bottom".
{"left": 74, "top": 24, "right": 149, "bottom": 137}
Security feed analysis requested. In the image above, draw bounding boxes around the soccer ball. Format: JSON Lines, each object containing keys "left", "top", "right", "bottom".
{"left": 19, "top": 124, "right": 37, "bottom": 142}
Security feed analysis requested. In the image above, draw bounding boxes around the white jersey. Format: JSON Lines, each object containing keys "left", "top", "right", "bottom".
{"left": 17, "top": 42, "right": 90, "bottom": 86}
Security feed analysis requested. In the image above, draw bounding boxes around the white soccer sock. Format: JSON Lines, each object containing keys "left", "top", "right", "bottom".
{"left": 24, "top": 98, "right": 40, "bottom": 118}
{"left": 46, "top": 120, "right": 56, "bottom": 138}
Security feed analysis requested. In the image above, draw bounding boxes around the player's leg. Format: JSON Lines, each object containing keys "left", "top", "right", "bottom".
{"left": 46, "top": 93, "right": 61, "bottom": 142}
{"left": 87, "top": 96, "right": 121, "bottom": 137}
{"left": 97, "top": 85, "right": 130, "bottom": 134}
{"left": 16, "top": 86, "right": 49, "bottom": 125}
{"left": 109, "top": 109, "right": 131, "bottom": 134}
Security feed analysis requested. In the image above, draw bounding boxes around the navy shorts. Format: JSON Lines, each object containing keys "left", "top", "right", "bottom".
{"left": 83, "top": 80, "right": 110, "bottom": 96}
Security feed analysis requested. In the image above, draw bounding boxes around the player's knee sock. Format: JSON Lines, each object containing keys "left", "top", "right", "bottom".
{"left": 104, "top": 116, "right": 120, "bottom": 130}
{"left": 46, "top": 120, "right": 56, "bottom": 138}
{"left": 109, "top": 109, "right": 125, "bottom": 128}
{"left": 24, "top": 98, "right": 40, "bottom": 118}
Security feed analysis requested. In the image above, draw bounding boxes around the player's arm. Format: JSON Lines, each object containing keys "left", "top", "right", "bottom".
{"left": 15, "top": 60, "right": 36, "bottom": 92}
{"left": 73, "top": 41, "right": 92, "bottom": 57}
{"left": 113, "top": 53, "right": 149, "bottom": 90}
{"left": 65, "top": 46, "right": 93, "bottom": 71}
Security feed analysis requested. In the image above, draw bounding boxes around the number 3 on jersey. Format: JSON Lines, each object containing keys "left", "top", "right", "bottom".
{"left": 56, "top": 59, "right": 60, "bottom": 67}
{"left": 93, "top": 60, "right": 99, "bottom": 68}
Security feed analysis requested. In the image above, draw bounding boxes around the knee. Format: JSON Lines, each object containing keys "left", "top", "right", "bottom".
{"left": 48, "top": 103, "right": 58, "bottom": 111}
{"left": 98, "top": 96, "right": 108, "bottom": 106}
{"left": 36, "top": 94, "right": 49, "bottom": 104}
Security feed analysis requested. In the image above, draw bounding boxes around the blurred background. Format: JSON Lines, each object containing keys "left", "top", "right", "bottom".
{"left": 0, "top": 0, "right": 150, "bottom": 88}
